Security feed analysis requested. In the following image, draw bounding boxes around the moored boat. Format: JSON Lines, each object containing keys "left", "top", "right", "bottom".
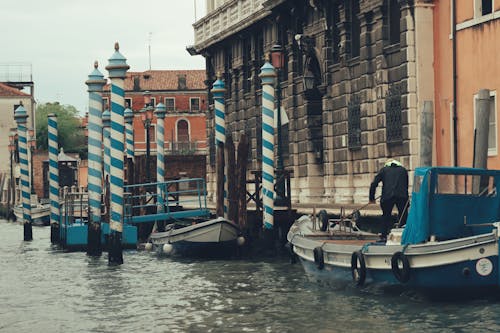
{"left": 150, "top": 217, "right": 244, "bottom": 258}
{"left": 288, "top": 166, "right": 500, "bottom": 292}
{"left": 13, "top": 202, "right": 50, "bottom": 226}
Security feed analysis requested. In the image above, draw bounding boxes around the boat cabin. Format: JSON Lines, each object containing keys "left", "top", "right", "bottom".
{"left": 402, "top": 167, "right": 500, "bottom": 244}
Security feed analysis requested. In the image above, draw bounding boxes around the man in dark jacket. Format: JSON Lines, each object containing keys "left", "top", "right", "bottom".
{"left": 369, "top": 159, "right": 409, "bottom": 238}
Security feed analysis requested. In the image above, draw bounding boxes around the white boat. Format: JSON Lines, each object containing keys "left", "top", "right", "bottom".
{"left": 13, "top": 202, "right": 50, "bottom": 226}
{"left": 288, "top": 166, "right": 500, "bottom": 292}
{"left": 150, "top": 217, "right": 244, "bottom": 257}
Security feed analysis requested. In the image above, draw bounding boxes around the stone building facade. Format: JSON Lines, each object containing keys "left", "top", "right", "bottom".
{"left": 192, "top": 0, "right": 434, "bottom": 204}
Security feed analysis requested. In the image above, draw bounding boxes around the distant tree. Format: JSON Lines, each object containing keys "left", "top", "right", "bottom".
{"left": 35, "top": 102, "right": 86, "bottom": 157}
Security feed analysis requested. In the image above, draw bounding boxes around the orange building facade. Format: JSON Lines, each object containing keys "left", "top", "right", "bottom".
{"left": 434, "top": 0, "right": 500, "bottom": 168}
{"left": 102, "top": 70, "right": 208, "bottom": 157}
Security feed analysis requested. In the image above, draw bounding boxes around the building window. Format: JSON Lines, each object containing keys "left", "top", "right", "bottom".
{"left": 474, "top": 91, "right": 497, "bottom": 156}
{"left": 150, "top": 97, "right": 156, "bottom": 108}
{"left": 330, "top": 3, "right": 341, "bottom": 64}
{"left": 224, "top": 46, "right": 232, "bottom": 99}
{"left": 243, "top": 38, "right": 252, "bottom": 93}
{"left": 165, "top": 98, "right": 175, "bottom": 111}
{"left": 385, "top": 85, "right": 403, "bottom": 143}
{"left": 103, "top": 97, "right": 109, "bottom": 109}
{"left": 177, "top": 119, "right": 189, "bottom": 142}
{"left": 125, "top": 98, "right": 132, "bottom": 109}
{"left": 190, "top": 98, "right": 200, "bottom": 112}
{"left": 254, "top": 31, "right": 264, "bottom": 92}
{"left": 347, "top": 0, "right": 361, "bottom": 58}
{"left": 475, "top": 0, "right": 493, "bottom": 17}
{"left": 348, "top": 95, "right": 362, "bottom": 149}
{"left": 388, "top": 0, "right": 401, "bottom": 45}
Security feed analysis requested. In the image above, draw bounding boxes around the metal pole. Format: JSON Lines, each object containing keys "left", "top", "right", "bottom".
{"left": 85, "top": 61, "right": 106, "bottom": 256}
{"left": 259, "top": 59, "right": 276, "bottom": 229}
{"left": 15, "top": 105, "right": 32, "bottom": 240}
{"left": 105, "top": 42, "right": 129, "bottom": 265}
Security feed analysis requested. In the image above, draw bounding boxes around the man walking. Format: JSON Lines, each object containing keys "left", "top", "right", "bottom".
{"left": 369, "top": 159, "right": 409, "bottom": 239}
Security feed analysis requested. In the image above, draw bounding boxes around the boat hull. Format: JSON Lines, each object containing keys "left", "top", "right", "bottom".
{"left": 13, "top": 204, "right": 50, "bottom": 226}
{"left": 288, "top": 216, "right": 500, "bottom": 291}
{"left": 150, "top": 217, "right": 241, "bottom": 258}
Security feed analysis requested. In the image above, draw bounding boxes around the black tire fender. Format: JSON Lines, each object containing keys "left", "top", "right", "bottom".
{"left": 313, "top": 246, "right": 325, "bottom": 270}
{"left": 351, "top": 251, "right": 367, "bottom": 286}
{"left": 319, "top": 209, "right": 329, "bottom": 232}
{"left": 391, "top": 251, "right": 411, "bottom": 283}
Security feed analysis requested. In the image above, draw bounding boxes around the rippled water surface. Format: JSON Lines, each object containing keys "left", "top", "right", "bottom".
{"left": 1, "top": 220, "right": 499, "bottom": 333}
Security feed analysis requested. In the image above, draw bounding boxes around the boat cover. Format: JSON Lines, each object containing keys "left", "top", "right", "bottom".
{"left": 402, "top": 167, "right": 500, "bottom": 245}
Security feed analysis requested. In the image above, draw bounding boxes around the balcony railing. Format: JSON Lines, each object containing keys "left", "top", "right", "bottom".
{"left": 168, "top": 141, "right": 199, "bottom": 155}
{"left": 193, "top": 0, "right": 269, "bottom": 49}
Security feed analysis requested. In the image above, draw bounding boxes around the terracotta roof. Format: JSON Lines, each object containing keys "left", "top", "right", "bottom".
{"left": 105, "top": 69, "right": 207, "bottom": 91}
{"left": 0, "top": 82, "right": 30, "bottom": 97}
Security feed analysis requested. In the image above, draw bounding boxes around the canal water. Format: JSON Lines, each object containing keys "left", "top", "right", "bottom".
{"left": 1, "top": 220, "right": 499, "bottom": 333}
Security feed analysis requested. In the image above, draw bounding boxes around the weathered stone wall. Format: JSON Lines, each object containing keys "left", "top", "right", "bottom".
{"left": 202, "top": 0, "right": 419, "bottom": 205}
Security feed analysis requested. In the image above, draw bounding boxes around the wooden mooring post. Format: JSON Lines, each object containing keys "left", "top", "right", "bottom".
{"left": 216, "top": 141, "right": 225, "bottom": 217}
{"left": 226, "top": 136, "right": 237, "bottom": 223}
{"left": 236, "top": 134, "right": 248, "bottom": 230}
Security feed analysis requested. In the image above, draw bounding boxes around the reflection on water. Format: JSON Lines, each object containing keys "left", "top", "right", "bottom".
{"left": 0, "top": 220, "right": 499, "bottom": 333}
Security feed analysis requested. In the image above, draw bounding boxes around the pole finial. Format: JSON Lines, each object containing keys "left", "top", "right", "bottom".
{"left": 94, "top": 61, "right": 98, "bottom": 69}
{"left": 264, "top": 53, "right": 270, "bottom": 62}
{"left": 114, "top": 42, "right": 119, "bottom": 51}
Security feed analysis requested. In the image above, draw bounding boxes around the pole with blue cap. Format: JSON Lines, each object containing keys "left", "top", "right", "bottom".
{"left": 105, "top": 42, "right": 130, "bottom": 265}
{"left": 85, "top": 61, "right": 106, "bottom": 256}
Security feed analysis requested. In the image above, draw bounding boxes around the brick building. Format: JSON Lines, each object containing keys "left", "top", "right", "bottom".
{"left": 190, "top": 0, "right": 433, "bottom": 205}
{"left": 102, "top": 69, "right": 208, "bottom": 157}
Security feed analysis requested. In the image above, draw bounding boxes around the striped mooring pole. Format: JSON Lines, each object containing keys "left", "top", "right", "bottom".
{"left": 85, "top": 61, "right": 106, "bottom": 256}
{"left": 124, "top": 107, "right": 134, "bottom": 162}
{"left": 102, "top": 109, "right": 111, "bottom": 181}
{"left": 105, "top": 42, "right": 129, "bottom": 265}
{"left": 14, "top": 104, "right": 32, "bottom": 240}
{"left": 48, "top": 114, "right": 60, "bottom": 244}
{"left": 155, "top": 102, "right": 166, "bottom": 216}
{"left": 259, "top": 60, "right": 276, "bottom": 229}
{"left": 211, "top": 74, "right": 227, "bottom": 217}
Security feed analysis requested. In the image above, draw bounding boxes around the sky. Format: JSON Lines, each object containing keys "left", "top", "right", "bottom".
{"left": 0, "top": 0, "right": 206, "bottom": 114}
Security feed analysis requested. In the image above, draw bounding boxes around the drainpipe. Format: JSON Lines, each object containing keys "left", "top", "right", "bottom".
{"left": 452, "top": 0, "right": 458, "bottom": 166}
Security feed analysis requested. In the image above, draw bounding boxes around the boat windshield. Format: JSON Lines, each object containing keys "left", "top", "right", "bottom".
{"left": 434, "top": 173, "right": 496, "bottom": 197}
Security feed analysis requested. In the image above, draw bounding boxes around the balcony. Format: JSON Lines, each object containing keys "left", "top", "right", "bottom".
{"left": 192, "top": 0, "right": 270, "bottom": 51}
{"left": 167, "top": 141, "right": 201, "bottom": 155}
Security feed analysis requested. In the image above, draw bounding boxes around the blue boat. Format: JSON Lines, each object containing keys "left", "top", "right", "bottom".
{"left": 288, "top": 166, "right": 500, "bottom": 292}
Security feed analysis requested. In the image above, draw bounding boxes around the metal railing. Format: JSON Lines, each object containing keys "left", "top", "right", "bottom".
{"left": 123, "top": 178, "right": 209, "bottom": 224}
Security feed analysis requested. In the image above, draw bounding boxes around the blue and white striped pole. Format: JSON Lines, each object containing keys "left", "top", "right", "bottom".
{"left": 48, "top": 114, "right": 60, "bottom": 244}
{"left": 211, "top": 74, "right": 227, "bottom": 217}
{"left": 105, "top": 42, "right": 129, "bottom": 265}
{"left": 259, "top": 60, "right": 276, "bottom": 229}
{"left": 155, "top": 103, "right": 166, "bottom": 219}
{"left": 85, "top": 61, "right": 106, "bottom": 256}
{"left": 14, "top": 104, "right": 32, "bottom": 240}
{"left": 124, "top": 107, "right": 134, "bottom": 162}
{"left": 102, "top": 109, "right": 111, "bottom": 181}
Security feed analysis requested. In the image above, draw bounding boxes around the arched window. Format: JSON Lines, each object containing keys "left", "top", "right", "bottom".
{"left": 177, "top": 119, "right": 189, "bottom": 142}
